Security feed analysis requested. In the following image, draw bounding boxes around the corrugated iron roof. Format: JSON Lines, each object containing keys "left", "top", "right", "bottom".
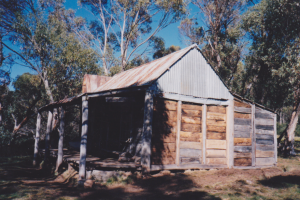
{"left": 92, "top": 44, "right": 198, "bottom": 93}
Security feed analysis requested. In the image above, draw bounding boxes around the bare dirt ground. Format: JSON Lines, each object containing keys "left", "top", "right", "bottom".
{"left": 1, "top": 155, "right": 300, "bottom": 200}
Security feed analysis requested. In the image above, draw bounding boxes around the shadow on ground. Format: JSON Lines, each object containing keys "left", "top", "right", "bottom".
{"left": 0, "top": 156, "right": 221, "bottom": 200}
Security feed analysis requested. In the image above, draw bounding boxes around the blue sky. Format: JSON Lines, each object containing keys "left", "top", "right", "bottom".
{"left": 8, "top": 1, "right": 202, "bottom": 90}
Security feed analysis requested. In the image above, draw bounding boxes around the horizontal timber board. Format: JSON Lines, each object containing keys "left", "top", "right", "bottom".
{"left": 256, "top": 150, "right": 274, "bottom": 158}
{"left": 180, "top": 131, "right": 202, "bottom": 142}
{"left": 207, "top": 125, "right": 226, "bottom": 133}
{"left": 207, "top": 106, "right": 226, "bottom": 114}
{"left": 180, "top": 141, "right": 202, "bottom": 150}
{"left": 256, "top": 129, "right": 274, "bottom": 135}
{"left": 255, "top": 112, "right": 274, "bottom": 119}
{"left": 180, "top": 149, "right": 202, "bottom": 157}
{"left": 256, "top": 144, "right": 274, "bottom": 151}
{"left": 255, "top": 125, "right": 274, "bottom": 131}
{"left": 181, "top": 123, "right": 201, "bottom": 132}
{"left": 150, "top": 164, "right": 228, "bottom": 171}
{"left": 206, "top": 140, "right": 227, "bottom": 149}
{"left": 181, "top": 116, "right": 201, "bottom": 124}
{"left": 207, "top": 132, "right": 226, "bottom": 140}
{"left": 234, "top": 118, "right": 251, "bottom": 126}
{"left": 206, "top": 150, "right": 226, "bottom": 158}
{"left": 256, "top": 134, "right": 274, "bottom": 140}
{"left": 256, "top": 157, "right": 275, "bottom": 166}
{"left": 256, "top": 139, "right": 274, "bottom": 145}
{"left": 234, "top": 158, "right": 252, "bottom": 166}
{"left": 207, "top": 112, "right": 226, "bottom": 121}
{"left": 234, "top": 152, "right": 252, "bottom": 158}
{"left": 234, "top": 138, "right": 252, "bottom": 146}
{"left": 234, "top": 107, "right": 251, "bottom": 113}
{"left": 206, "top": 119, "right": 226, "bottom": 127}
{"left": 234, "top": 100, "right": 252, "bottom": 108}
{"left": 234, "top": 112, "right": 251, "bottom": 119}
{"left": 181, "top": 104, "right": 202, "bottom": 111}
{"left": 234, "top": 125, "right": 252, "bottom": 132}
{"left": 255, "top": 118, "right": 274, "bottom": 126}
{"left": 234, "top": 131, "right": 251, "bottom": 138}
{"left": 206, "top": 158, "right": 227, "bottom": 165}
{"left": 155, "top": 100, "right": 177, "bottom": 111}
{"left": 180, "top": 157, "right": 201, "bottom": 164}
{"left": 234, "top": 146, "right": 252, "bottom": 153}
{"left": 182, "top": 110, "right": 202, "bottom": 117}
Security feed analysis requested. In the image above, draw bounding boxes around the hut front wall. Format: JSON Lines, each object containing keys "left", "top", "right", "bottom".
{"left": 179, "top": 103, "right": 202, "bottom": 164}
{"left": 206, "top": 105, "right": 227, "bottom": 165}
{"left": 152, "top": 99, "right": 178, "bottom": 165}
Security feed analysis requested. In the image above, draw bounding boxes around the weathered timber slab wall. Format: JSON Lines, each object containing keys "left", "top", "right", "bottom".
{"left": 206, "top": 105, "right": 227, "bottom": 165}
{"left": 233, "top": 100, "right": 253, "bottom": 166}
{"left": 152, "top": 99, "right": 177, "bottom": 165}
{"left": 179, "top": 103, "right": 202, "bottom": 164}
{"left": 255, "top": 107, "right": 276, "bottom": 166}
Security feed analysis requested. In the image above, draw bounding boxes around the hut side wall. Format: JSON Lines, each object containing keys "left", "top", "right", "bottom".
{"left": 205, "top": 105, "right": 227, "bottom": 165}
{"left": 255, "top": 107, "right": 276, "bottom": 166}
{"left": 151, "top": 98, "right": 178, "bottom": 165}
{"left": 179, "top": 103, "right": 202, "bottom": 164}
{"left": 233, "top": 100, "right": 253, "bottom": 166}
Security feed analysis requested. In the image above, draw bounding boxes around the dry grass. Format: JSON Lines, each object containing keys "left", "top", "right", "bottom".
{"left": 1, "top": 144, "right": 300, "bottom": 200}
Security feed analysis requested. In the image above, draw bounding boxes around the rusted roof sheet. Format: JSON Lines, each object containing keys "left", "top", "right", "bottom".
{"left": 82, "top": 75, "right": 112, "bottom": 93}
{"left": 92, "top": 44, "right": 198, "bottom": 93}
{"left": 38, "top": 94, "right": 83, "bottom": 111}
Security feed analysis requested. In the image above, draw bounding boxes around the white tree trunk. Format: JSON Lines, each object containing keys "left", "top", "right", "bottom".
{"left": 56, "top": 106, "right": 65, "bottom": 172}
{"left": 44, "top": 110, "right": 53, "bottom": 163}
{"left": 285, "top": 101, "right": 300, "bottom": 155}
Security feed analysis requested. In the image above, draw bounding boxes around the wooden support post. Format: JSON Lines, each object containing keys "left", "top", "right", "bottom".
{"left": 44, "top": 109, "right": 53, "bottom": 163}
{"left": 33, "top": 112, "right": 41, "bottom": 166}
{"left": 141, "top": 90, "right": 153, "bottom": 171}
{"left": 252, "top": 104, "right": 256, "bottom": 166}
{"left": 56, "top": 106, "right": 65, "bottom": 172}
{"left": 79, "top": 96, "right": 88, "bottom": 181}
{"left": 202, "top": 104, "right": 207, "bottom": 164}
{"left": 176, "top": 101, "right": 182, "bottom": 166}
{"left": 274, "top": 113, "right": 277, "bottom": 164}
{"left": 226, "top": 100, "right": 234, "bottom": 168}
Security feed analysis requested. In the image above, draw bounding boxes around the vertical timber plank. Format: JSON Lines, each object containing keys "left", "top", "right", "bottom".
{"left": 274, "top": 113, "right": 277, "bottom": 164}
{"left": 56, "top": 106, "right": 65, "bottom": 172}
{"left": 226, "top": 100, "right": 234, "bottom": 168}
{"left": 44, "top": 110, "right": 53, "bottom": 163}
{"left": 202, "top": 104, "right": 207, "bottom": 164}
{"left": 141, "top": 90, "right": 153, "bottom": 171}
{"left": 79, "top": 96, "right": 88, "bottom": 181}
{"left": 176, "top": 101, "right": 182, "bottom": 166}
{"left": 33, "top": 112, "right": 41, "bottom": 166}
{"left": 252, "top": 104, "right": 256, "bottom": 166}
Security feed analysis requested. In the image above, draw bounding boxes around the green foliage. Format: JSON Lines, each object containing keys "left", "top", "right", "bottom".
{"left": 242, "top": 0, "right": 300, "bottom": 110}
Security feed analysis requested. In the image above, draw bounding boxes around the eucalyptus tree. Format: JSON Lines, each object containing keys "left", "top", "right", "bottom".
{"left": 179, "top": 0, "right": 247, "bottom": 87}
{"left": 3, "top": 0, "right": 98, "bottom": 135}
{"left": 78, "top": 0, "right": 187, "bottom": 73}
{"left": 242, "top": 0, "right": 300, "bottom": 155}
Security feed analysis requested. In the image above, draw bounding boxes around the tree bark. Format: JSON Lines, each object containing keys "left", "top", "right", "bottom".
{"left": 56, "top": 106, "right": 64, "bottom": 172}
{"left": 278, "top": 100, "right": 300, "bottom": 156}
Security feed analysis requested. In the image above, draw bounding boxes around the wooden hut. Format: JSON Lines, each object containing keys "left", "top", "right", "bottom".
{"left": 36, "top": 44, "right": 277, "bottom": 182}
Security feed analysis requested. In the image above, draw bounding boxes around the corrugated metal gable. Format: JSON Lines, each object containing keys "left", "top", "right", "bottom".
{"left": 156, "top": 48, "right": 233, "bottom": 100}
